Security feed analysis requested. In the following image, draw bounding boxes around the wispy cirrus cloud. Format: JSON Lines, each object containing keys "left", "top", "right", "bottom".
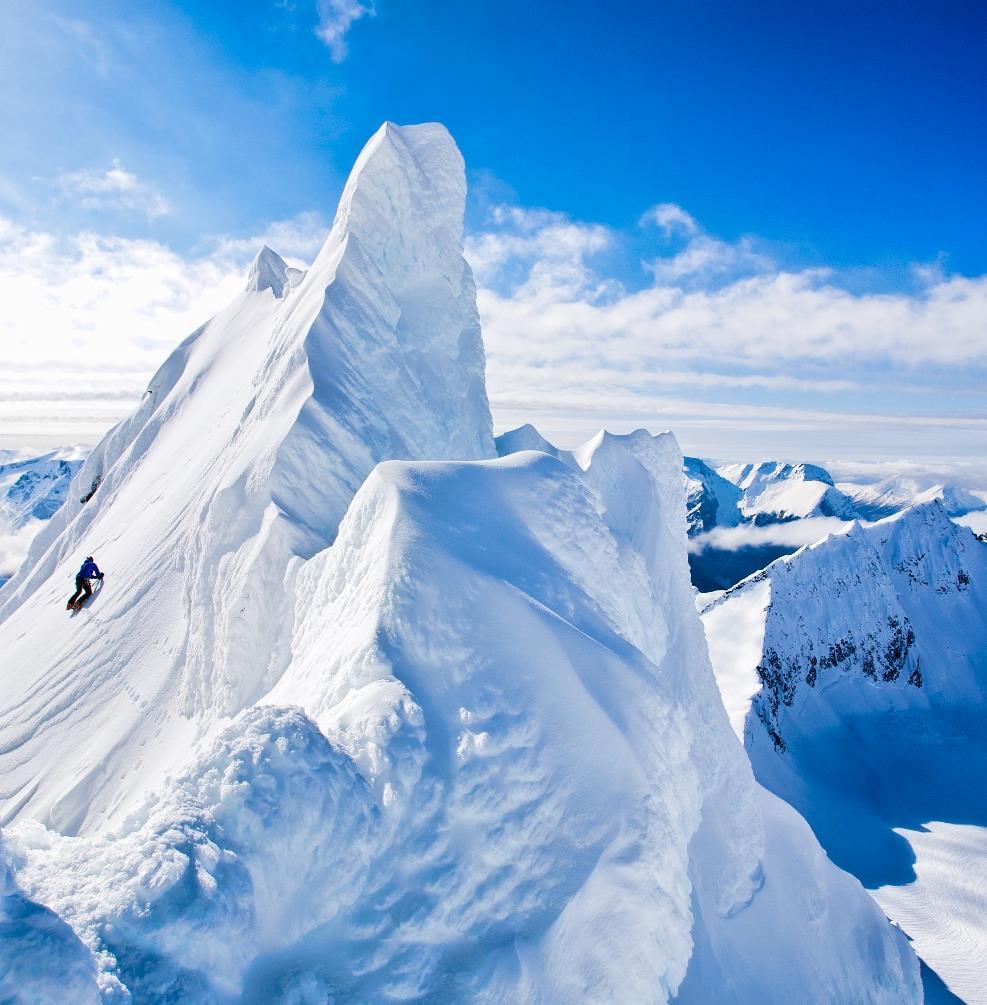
{"left": 54, "top": 160, "right": 171, "bottom": 220}
{"left": 315, "top": 0, "right": 375, "bottom": 61}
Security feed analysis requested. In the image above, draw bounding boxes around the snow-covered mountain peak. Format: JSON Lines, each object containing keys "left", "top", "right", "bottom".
{"left": 841, "top": 474, "right": 987, "bottom": 520}
{"left": 705, "top": 497, "right": 984, "bottom": 752}
{"left": 0, "top": 121, "right": 493, "bottom": 834}
{"left": 701, "top": 496, "right": 987, "bottom": 1000}
{"left": 719, "top": 460, "right": 836, "bottom": 490}
{"left": 312, "top": 121, "right": 467, "bottom": 278}
{"left": 494, "top": 422, "right": 567, "bottom": 461}
{"left": 244, "top": 244, "right": 290, "bottom": 297}
{"left": 683, "top": 456, "right": 743, "bottom": 535}
{"left": 715, "top": 459, "right": 853, "bottom": 524}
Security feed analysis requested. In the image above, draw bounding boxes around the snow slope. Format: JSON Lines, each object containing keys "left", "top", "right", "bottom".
{"left": 702, "top": 502, "right": 987, "bottom": 1002}
{"left": 0, "top": 447, "right": 88, "bottom": 584}
{"left": 494, "top": 427, "right": 750, "bottom": 538}
{"left": 0, "top": 123, "right": 925, "bottom": 1003}
{"left": 0, "top": 121, "right": 493, "bottom": 835}
{"left": 3, "top": 442, "right": 920, "bottom": 1002}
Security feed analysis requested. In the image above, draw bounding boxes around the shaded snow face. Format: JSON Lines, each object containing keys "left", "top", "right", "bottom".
{"left": 0, "top": 122, "right": 494, "bottom": 836}
{"left": 735, "top": 502, "right": 986, "bottom": 760}
{"left": 702, "top": 500, "right": 987, "bottom": 999}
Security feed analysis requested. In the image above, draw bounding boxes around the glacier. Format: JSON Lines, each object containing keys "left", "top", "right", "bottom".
{"left": 0, "top": 123, "right": 924, "bottom": 1002}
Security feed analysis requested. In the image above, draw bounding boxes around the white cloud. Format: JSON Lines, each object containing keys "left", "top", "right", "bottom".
{"left": 955, "top": 511, "right": 987, "bottom": 536}
{"left": 468, "top": 200, "right": 987, "bottom": 462}
{"left": 688, "top": 517, "right": 854, "bottom": 554}
{"left": 211, "top": 210, "right": 329, "bottom": 265}
{"left": 0, "top": 517, "right": 45, "bottom": 580}
{"left": 640, "top": 202, "right": 699, "bottom": 238}
{"left": 475, "top": 201, "right": 987, "bottom": 367}
{"left": 2, "top": 192, "right": 985, "bottom": 464}
{"left": 0, "top": 212, "right": 325, "bottom": 440}
{"left": 643, "top": 233, "right": 775, "bottom": 285}
{"left": 315, "top": 0, "right": 375, "bottom": 61}
{"left": 55, "top": 160, "right": 171, "bottom": 219}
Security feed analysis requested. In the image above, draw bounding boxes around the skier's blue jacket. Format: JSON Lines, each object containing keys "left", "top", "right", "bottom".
{"left": 79, "top": 560, "right": 103, "bottom": 580}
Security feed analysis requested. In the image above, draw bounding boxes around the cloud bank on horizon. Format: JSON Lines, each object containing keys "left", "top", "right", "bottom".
{"left": 1, "top": 191, "right": 986, "bottom": 465}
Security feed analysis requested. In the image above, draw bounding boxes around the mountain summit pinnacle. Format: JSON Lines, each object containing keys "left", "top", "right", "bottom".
{"left": 244, "top": 244, "right": 290, "bottom": 297}
{"left": 0, "top": 122, "right": 494, "bottom": 833}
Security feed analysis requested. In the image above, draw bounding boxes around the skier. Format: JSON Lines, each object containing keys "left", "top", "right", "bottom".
{"left": 67, "top": 556, "right": 104, "bottom": 610}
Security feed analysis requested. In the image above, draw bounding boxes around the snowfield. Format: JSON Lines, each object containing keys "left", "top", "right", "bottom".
{"left": 0, "top": 122, "right": 929, "bottom": 1002}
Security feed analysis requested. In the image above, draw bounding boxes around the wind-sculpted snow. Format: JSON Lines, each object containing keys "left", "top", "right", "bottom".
{"left": 3, "top": 444, "right": 919, "bottom": 1002}
{"left": 0, "top": 126, "right": 925, "bottom": 1001}
{"left": 702, "top": 500, "right": 987, "bottom": 1000}
{"left": 4, "top": 706, "right": 375, "bottom": 1003}
{"left": 0, "top": 122, "right": 493, "bottom": 834}
{"left": 1, "top": 835, "right": 100, "bottom": 1004}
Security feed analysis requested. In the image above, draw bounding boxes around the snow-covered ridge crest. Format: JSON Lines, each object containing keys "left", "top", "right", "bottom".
{"left": 0, "top": 121, "right": 493, "bottom": 834}
{"left": 244, "top": 244, "right": 291, "bottom": 296}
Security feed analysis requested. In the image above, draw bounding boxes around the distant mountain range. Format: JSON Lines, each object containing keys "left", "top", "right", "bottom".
{"left": 685, "top": 457, "right": 985, "bottom": 536}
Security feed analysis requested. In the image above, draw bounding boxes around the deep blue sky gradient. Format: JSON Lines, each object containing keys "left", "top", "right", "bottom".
{"left": 2, "top": 0, "right": 985, "bottom": 275}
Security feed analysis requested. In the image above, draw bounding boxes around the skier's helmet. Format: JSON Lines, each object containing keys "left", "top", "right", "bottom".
{"left": 86, "top": 555, "right": 94, "bottom": 562}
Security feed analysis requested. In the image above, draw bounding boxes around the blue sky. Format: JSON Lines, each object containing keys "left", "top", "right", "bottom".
{"left": 0, "top": 1, "right": 985, "bottom": 469}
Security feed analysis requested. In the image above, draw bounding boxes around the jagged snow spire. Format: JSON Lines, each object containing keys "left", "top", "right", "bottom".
{"left": 245, "top": 245, "right": 290, "bottom": 297}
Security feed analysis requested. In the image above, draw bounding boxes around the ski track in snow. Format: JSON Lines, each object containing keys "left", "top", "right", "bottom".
{"left": 874, "top": 822, "right": 987, "bottom": 1005}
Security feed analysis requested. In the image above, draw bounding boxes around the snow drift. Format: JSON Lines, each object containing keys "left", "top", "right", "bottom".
{"left": 4, "top": 443, "right": 920, "bottom": 1002}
